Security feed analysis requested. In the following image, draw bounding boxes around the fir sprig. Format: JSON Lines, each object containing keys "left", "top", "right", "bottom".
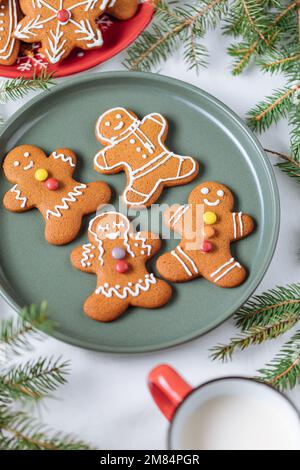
{"left": 0, "top": 304, "right": 91, "bottom": 450}
{"left": 124, "top": 0, "right": 228, "bottom": 72}
{"left": 0, "top": 301, "right": 54, "bottom": 356}
{"left": 257, "top": 331, "right": 300, "bottom": 390}
{"left": 0, "top": 413, "right": 89, "bottom": 450}
{"left": 0, "top": 71, "right": 55, "bottom": 105}
{"left": 265, "top": 148, "right": 300, "bottom": 183}
{"left": 0, "top": 357, "right": 70, "bottom": 403}
{"left": 211, "top": 284, "right": 300, "bottom": 390}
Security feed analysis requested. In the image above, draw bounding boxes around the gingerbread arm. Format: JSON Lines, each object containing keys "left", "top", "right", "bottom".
{"left": 48, "top": 148, "right": 77, "bottom": 177}
{"left": 128, "top": 231, "right": 161, "bottom": 258}
{"left": 140, "top": 113, "right": 168, "bottom": 145}
{"left": 3, "top": 184, "right": 35, "bottom": 213}
{"left": 231, "top": 212, "right": 255, "bottom": 241}
{"left": 71, "top": 243, "right": 98, "bottom": 274}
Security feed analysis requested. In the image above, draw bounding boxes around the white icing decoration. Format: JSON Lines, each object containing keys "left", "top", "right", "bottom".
{"left": 113, "top": 121, "right": 124, "bottom": 131}
{"left": 232, "top": 212, "right": 243, "bottom": 239}
{"left": 204, "top": 198, "right": 220, "bottom": 207}
{"left": 105, "top": 121, "right": 111, "bottom": 127}
{"left": 238, "top": 211, "right": 243, "bottom": 237}
{"left": 134, "top": 232, "right": 152, "bottom": 255}
{"left": 52, "top": 151, "right": 75, "bottom": 167}
{"left": 201, "top": 187, "right": 209, "bottom": 195}
{"left": 23, "top": 160, "right": 34, "bottom": 171}
{"left": 177, "top": 246, "right": 198, "bottom": 274}
{"left": 171, "top": 248, "right": 192, "bottom": 277}
{"left": 88, "top": 211, "right": 135, "bottom": 266}
{"left": 217, "top": 190, "right": 224, "bottom": 197}
{"left": 0, "top": 0, "right": 18, "bottom": 62}
{"left": 171, "top": 246, "right": 198, "bottom": 277}
{"left": 95, "top": 273, "right": 156, "bottom": 299}
{"left": 46, "top": 183, "right": 87, "bottom": 219}
{"left": 116, "top": 114, "right": 121, "bottom": 119}
{"left": 15, "top": 0, "right": 104, "bottom": 64}
{"left": 14, "top": 161, "right": 20, "bottom": 167}
{"left": 24, "top": 152, "right": 30, "bottom": 157}
{"left": 11, "top": 184, "right": 27, "bottom": 208}
{"left": 169, "top": 204, "right": 189, "bottom": 228}
{"left": 81, "top": 243, "right": 95, "bottom": 267}
{"left": 95, "top": 108, "right": 198, "bottom": 207}
{"left": 210, "top": 258, "right": 241, "bottom": 282}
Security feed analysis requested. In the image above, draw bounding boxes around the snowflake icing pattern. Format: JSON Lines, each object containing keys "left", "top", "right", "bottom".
{"left": 15, "top": 0, "right": 109, "bottom": 64}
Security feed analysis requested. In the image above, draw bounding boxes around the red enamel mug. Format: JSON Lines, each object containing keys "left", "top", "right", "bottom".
{"left": 148, "top": 364, "right": 300, "bottom": 450}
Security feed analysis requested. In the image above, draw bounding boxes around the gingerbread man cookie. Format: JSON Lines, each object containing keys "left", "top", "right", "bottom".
{"left": 0, "top": 0, "right": 20, "bottom": 65}
{"left": 157, "top": 182, "right": 254, "bottom": 288}
{"left": 94, "top": 107, "right": 199, "bottom": 208}
{"left": 14, "top": 0, "right": 108, "bottom": 65}
{"left": 106, "top": 0, "right": 138, "bottom": 20}
{"left": 71, "top": 211, "right": 172, "bottom": 322}
{"left": 3, "top": 145, "right": 111, "bottom": 245}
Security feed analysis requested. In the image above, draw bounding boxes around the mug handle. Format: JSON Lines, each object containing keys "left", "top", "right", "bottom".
{"left": 148, "top": 364, "right": 193, "bottom": 421}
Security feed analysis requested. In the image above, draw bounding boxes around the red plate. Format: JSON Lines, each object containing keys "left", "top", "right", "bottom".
{"left": 0, "top": 1, "right": 154, "bottom": 78}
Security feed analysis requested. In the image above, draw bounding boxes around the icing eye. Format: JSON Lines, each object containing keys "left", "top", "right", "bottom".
{"left": 105, "top": 121, "right": 111, "bottom": 127}
{"left": 24, "top": 152, "right": 30, "bottom": 157}
{"left": 97, "top": 224, "right": 109, "bottom": 232}
{"left": 113, "top": 222, "right": 125, "bottom": 229}
{"left": 130, "top": 139, "right": 135, "bottom": 144}
{"left": 217, "top": 190, "right": 224, "bottom": 197}
{"left": 116, "top": 114, "right": 122, "bottom": 119}
{"left": 201, "top": 187, "right": 209, "bottom": 195}
{"left": 14, "top": 161, "right": 20, "bottom": 167}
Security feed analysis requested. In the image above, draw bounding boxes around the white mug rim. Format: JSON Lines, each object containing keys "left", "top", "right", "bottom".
{"left": 168, "top": 375, "right": 300, "bottom": 450}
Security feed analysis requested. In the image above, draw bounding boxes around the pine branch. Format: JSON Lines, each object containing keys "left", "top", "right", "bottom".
{"left": 246, "top": 84, "right": 299, "bottom": 132}
{"left": 0, "top": 357, "right": 70, "bottom": 403}
{"left": 124, "top": 0, "right": 227, "bottom": 72}
{"left": 0, "top": 302, "right": 55, "bottom": 356}
{"left": 211, "top": 312, "right": 299, "bottom": 362}
{"left": 257, "top": 330, "right": 300, "bottom": 390}
{"left": 0, "top": 413, "right": 91, "bottom": 450}
{"left": 235, "top": 284, "right": 300, "bottom": 331}
{"left": 265, "top": 148, "right": 300, "bottom": 182}
{"left": 0, "top": 71, "right": 55, "bottom": 105}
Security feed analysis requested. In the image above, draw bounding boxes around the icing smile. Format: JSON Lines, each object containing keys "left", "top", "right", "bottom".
{"left": 113, "top": 121, "right": 124, "bottom": 131}
{"left": 204, "top": 198, "right": 220, "bottom": 206}
{"left": 23, "top": 161, "right": 34, "bottom": 171}
{"left": 106, "top": 232, "right": 120, "bottom": 240}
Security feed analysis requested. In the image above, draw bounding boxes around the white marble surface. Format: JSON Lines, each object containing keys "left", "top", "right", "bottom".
{"left": 1, "top": 25, "right": 300, "bottom": 450}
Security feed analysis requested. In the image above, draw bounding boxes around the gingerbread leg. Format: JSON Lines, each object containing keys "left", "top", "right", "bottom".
{"left": 124, "top": 154, "right": 198, "bottom": 206}
{"left": 156, "top": 249, "right": 199, "bottom": 282}
{"left": 131, "top": 279, "right": 172, "bottom": 309}
{"left": 84, "top": 292, "right": 130, "bottom": 322}
{"left": 202, "top": 256, "right": 247, "bottom": 288}
{"left": 44, "top": 213, "right": 83, "bottom": 245}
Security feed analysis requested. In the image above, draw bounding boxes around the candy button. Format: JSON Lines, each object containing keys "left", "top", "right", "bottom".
{"left": 57, "top": 9, "right": 70, "bottom": 23}
{"left": 45, "top": 178, "right": 59, "bottom": 191}
{"left": 35, "top": 168, "right": 48, "bottom": 182}
{"left": 200, "top": 241, "right": 213, "bottom": 253}
{"left": 116, "top": 260, "right": 129, "bottom": 273}
{"left": 203, "top": 211, "right": 217, "bottom": 225}
{"left": 203, "top": 226, "right": 215, "bottom": 239}
{"left": 111, "top": 247, "right": 126, "bottom": 260}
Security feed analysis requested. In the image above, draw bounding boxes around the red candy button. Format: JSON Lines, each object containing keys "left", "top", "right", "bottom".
{"left": 57, "top": 9, "right": 70, "bottom": 23}
{"left": 200, "top": 241, "right": 213, "bottom": 253}
{"left": 116, "top": 260, "right": 129, "bottom": 273}
{"left": 45, "top": 178, "right": 59, "bottom": 191}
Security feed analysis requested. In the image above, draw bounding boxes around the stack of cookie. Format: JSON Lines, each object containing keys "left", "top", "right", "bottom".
{"left": 0, "top": 0, "right": 138, "bottom": 66}
{"left": 2, "top": 107, "right": 255, "bottom": 323}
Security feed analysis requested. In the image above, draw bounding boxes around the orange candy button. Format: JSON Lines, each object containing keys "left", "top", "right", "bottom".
{"left": 203, "top": 226, "right": 215, "bottom": 239}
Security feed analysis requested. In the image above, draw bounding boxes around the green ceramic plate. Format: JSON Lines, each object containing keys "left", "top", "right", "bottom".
{"left": 0, "top": 72, "right": 280, "bottom": 353}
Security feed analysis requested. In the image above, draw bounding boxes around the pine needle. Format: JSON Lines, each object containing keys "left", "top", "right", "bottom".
{"left": 257, "top": 330, "right": 300, "bottom": 390}
{"left": 0, "top": 71, "right": 55, "bottom": 105}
